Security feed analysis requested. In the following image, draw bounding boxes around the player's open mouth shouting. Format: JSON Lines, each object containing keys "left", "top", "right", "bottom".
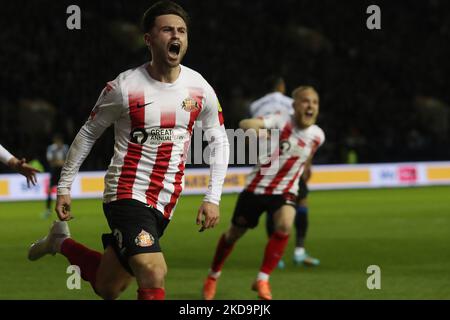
{"left": 304, "top": 108, "right": 315, "bottom": 120}
{"left": 168, "top": 41, "right": 181, "bottom": 60}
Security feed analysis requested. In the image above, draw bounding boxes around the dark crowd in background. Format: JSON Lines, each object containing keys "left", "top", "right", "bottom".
{"left": 1, "top": 0, "right": 449, "bottom": 173}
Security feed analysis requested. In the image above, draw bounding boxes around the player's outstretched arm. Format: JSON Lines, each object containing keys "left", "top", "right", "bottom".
{"left": 239, "top": 117, "right": 274, "bottom": 139}
{"left": 8, "top": 157, "right": 40, "bottom": 187}
{"left": 239, "top": 118, "right": 265, "bottom": 131}
{"left": 55, "top": 128, "right": 104, "bottom": 220}
{"left": 56, "top": 79, "right": 123, "bottom": 218}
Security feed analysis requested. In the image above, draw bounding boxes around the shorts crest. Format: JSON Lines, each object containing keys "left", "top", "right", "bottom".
{"left": 135, "top": 229, "right": 154, "bottom": 247}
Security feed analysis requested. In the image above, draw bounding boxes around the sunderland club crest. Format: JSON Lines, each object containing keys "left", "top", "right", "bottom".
{"left": 134, "top": 229, "right": 154, "bottom": 247}
{"left": 181, "top": 97, "right": 199, "bottom": 112}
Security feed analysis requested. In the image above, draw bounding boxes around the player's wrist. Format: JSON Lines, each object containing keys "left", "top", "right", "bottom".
{"left": 57, "top": 187, "right": 71, "bottom": 195}
{"left": 7, "top": 157, "right": 19, "bottom": 170}
{"left": 203, "top": 197, "right": 220, "bottom": 206}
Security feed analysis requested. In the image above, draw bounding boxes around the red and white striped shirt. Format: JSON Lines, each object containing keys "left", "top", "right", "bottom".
{"left": 245, "top": 113, "right": 325, "bottom": 196}
{"left": 58, "top": 63, "right": 228, "bottom": 219}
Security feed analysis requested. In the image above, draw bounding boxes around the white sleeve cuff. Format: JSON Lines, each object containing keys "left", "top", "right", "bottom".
{"left": 202, "top": 196, "right": 220, "bottom": 206}
{"left": 0, "top": 144, "right": 14, "bottom": 166}
{"left": 57, "top": 187, "right": 71, "bottom": 195}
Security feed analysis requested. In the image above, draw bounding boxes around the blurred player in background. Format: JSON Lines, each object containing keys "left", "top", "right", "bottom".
{"left": 249, "top": 76, "right": 294, "bottom": 118}
{"left": 0, "top": 143, "right": 39, "bottom": 186}
{"left": 28, "top": 0, "right": 229, "bottom": 300}
{"left": 203, "top": 86, "right": 325, "bottom": 300}
{"left": 43, "top": 134, "right": 68, "bottom": 218}
{"left": 250, "top": 77, "right": 320, "bottom": 268}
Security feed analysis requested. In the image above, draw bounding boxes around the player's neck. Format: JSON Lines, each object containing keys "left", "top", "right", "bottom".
{"left": 147, "top": 62, "right": 181, "bottom": 83}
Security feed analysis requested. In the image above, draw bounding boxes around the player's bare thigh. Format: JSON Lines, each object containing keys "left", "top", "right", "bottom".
{"left": 95, "top": 246, "right": 133, "bottom": 299}
{"left": 273, "top": 205, "right": 296, "bottom": 233}
{"left": 129, "top": 252, "right": 168, "bottom": 289}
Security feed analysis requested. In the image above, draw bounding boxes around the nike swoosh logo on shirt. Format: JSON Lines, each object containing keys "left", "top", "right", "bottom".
{"left": 136, "top": 101, "right": 154, "bottom": 108}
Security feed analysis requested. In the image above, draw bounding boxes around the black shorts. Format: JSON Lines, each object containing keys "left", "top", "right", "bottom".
{"left": 231, "top": 191, "right": 297, "bottom": 229}
{"left": 102, "top": 199, "right": 169, "bottom": 275}
{"left": 298, "top": 176, "right": 309, "bottom": 200}
{"left": 49, "top": 167, "right": 61, "bottom": 187}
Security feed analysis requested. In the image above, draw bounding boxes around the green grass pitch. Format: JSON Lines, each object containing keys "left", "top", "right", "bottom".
{"left": 0, "top": 186, "right": 449, "bottom": 299}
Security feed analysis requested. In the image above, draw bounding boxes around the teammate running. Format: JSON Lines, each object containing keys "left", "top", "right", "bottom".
{"left": 249, "top": 77, "right": 320, "bottom": 267}
{"left": 203, "top": 86, "right": 324, "bottom": 300}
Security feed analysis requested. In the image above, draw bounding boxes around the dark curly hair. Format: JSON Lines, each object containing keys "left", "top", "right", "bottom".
{"left": 141, "top": 1, "right": 190, "bottom": 33}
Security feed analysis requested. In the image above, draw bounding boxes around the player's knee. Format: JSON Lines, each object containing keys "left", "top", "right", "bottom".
{"left": 95, "top": 273, "right": 131, "bottom": 300}
{"left": 95, "top": 283, "right": 123, "bottom": 300}
{"left": 275, "top": 223, "right": 292, "bottom": 234}
{"left": 225, "top": 226, "right": 246, "bottom": 243}
{"left": 224, "top": 231, "right": 238, "bottom": 243}
{"left": 138, "top": 263, "right": 167, "bottom": 283}
{"left": 98, "top": 290, "right": 120, "bottom": 300}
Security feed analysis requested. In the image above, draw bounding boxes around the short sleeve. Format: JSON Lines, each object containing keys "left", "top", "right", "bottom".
{"left": 317, "top": 128, "right": 326, "bottom": 147}
{"left": 312, "top": 127, "right": 325, "bottom": 154}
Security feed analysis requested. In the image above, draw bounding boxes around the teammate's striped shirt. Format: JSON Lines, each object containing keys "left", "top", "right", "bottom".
{"left": 244, "top": 113, "right": 325, "bottom": 196}
{"left": 59, "top": 63, "right": 227, "bottom": 219}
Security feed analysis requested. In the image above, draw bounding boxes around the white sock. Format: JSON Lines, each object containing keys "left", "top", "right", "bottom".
{"left": 295, "top": 247, "right": 306, "bottom": 256}
{"left": 257, "top": 272, "right": 269, "bottom": 281}
{"left": 208, "top": 270, "right": 221, "bottom": 279}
